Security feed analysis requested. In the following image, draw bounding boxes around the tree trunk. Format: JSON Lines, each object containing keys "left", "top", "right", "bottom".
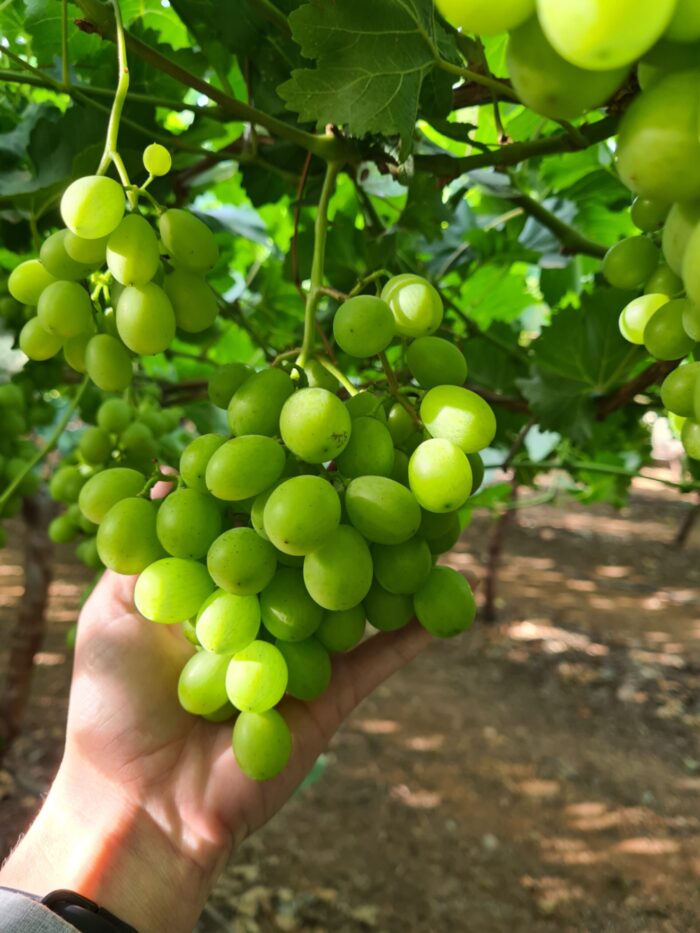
{"left": 673, "top": 500, "right": 700, "bottom": 549}
{"left": 0, "top": 493, "right": 55, "bottom": 766}
{"left": 482, "top": 484, "right": 518, "bottom": 624}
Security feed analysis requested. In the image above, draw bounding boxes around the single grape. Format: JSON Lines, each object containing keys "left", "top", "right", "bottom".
{"left": 631, "top": 197, "right": 670, "bottom": 232}
{"left": 49, "top": 513, "right": 79, "bottom": 544}
{"left": 208, "top": 363, "right": 251, "bottom": 409}
{"left": 195, "top": 589, "right": 260, "bottom": 655}
{"left": 97, "top": 498, "right": 165, "bottom": 573}
{"left": 226, "top": 640, "right": 288, "bottom": 712}
{"left": 232, "top": 709, "right": 292, "bottom": 781}
{"left": 304, "top": 359, "right": 339, "bottom": 392}
{"left": 435, "top": 0, "right": 534, "bottom": 36}
{"left": 143, "top": 143, "right": 172, "bottom": 176}
{"left": 262, "top": 475, "right": 341, "bottom": 556}
{"left": 78, "top": 467, "right": 145, "bottom": 523}
{"left": 64, "top": 331, "right": 94, "bottom": 373}
{"left": 345, "top": 476, "right": 421, "bottom": 545}
{"left": 228, "top": 368, "right": 295, "bottom": 437}
{"left": 386, "top": 403, "right": 414, "bottom": 445}
{"left": 79, "top": 426, "right": 112, "bottom": 465}
{"left": 260, "top": 567, "right": 324, "bottom": 641}
{"left": 363, "top": 580, "right": 413, "bottom": 632}
{"left": 333, "top": 295, "right": 395, "bottom": 357}
{"left": 64, "top": 231, "right": 109, "bottom": 266}
{"left": 207, "top": 527, "right": 277, "bottom": 595}
{"left": 135, "top": 557, "right": 215, "bottom": 624}
{"left": 316, "top": 605, "right": 365, "bottom": 653}
{"left": 660, "top": 363, "right": 700, "bottom": 416}
{"left": 159, "top": 209, "right": 218, "bottom": 272}
{"left": 180, "top": 434, "right": 226, "bottom": 492}
{"left": 405, "top": 336, "right": 467, "bottom": 389}
{"left": 643, "top": 299, "right": 696, "bottom": 360}
{"left": 414, "top": 566, "right": 476, "bottom": 638}
{"left": 682, "top": 419, "right": 700, "bottom": 459}
{"left": 390, "top": 449, "right": 409, "bottom": 485}
{"left": 618, "top": 293, "right": 669, "bottom": 344}
{"left": 468, "top": 452, "right": 485, "bottom": 494}
{"left": 665, "top": 0, "right": 700, "bottom": 41}
{"left": 280, "top": 388, "right": 351, "bottom": 464}
{"left": 178, "top": 651, "right": 230, "bottom": 716}
{"left": 372, "top": 537, "right": 432, "bottom": 595}
{"left": 119, "top": 422, "right": 157, "bottom": 463}
{"left": 156, "top": 488, "right": 222, "bottom": 559}
{"left": 645, "top": 263, "right": 684, "bottom": 298}
{"left": 0, "top": 384, "right": 24, "bottom": 409}
{"left": 602, "top": 237, "right": 660, "bottom": 290}
{"left": 203, "top": 702, "right": 236, "bottom": 723}
{"left": 275, "top": 637, "right": 331, "bottom": 701}
{"left": 40, "top": 230, "right": 93, "bottom": 280}
{"left": 409, "top": 438, "right": 473, "bottom": 513}
{"left": 138, "top": 409, "right": 167, "bottom": 438}
{"left": 106, "top": 214, "right": 161, "bottom": 286}
{"left": 420, "top": 385, "right": 497, "bottom": 453}
{"left": 85, "top": 335, "right": 133, "bottom": 392}
{"left": 19, "top": 318, "right": 63, "bottom": 361}
{"left": 303, "top": 525, "right": 373, "bottom": 611}
{"left": 682, "top": 302, "right": 700, "bottom": 342}
{"left": 8, "top": 260, "right": 57, "bottom": 306}
{"left": 380, "top": 274, "right": 443, "bottom": 338}
{"left": 335, "top": 417, "right": 395, "bottom": 478}
{"left": 662, "top": 202, "right": 700, "bottom": 275}
{"left": 206, "top": 436, "right": 285, "bottom": 501}
{"left": 345, "top": 391, "right": 387, "bottom": 422}
{"left": 75, "top": 537, "right": 102, "bottom": 571}
{"left": 37, "top": 281, "right": 93, "bottom": 339}
{"left": 116, "top": 283, "right": 176, "bottom": 355}
{"left": 61, "top": 175, "right": 125, "bottom": 239}
{"left": 164, "top": 269, "right": 218, "bottom": 333}
{"left": 682, "top": 222, "right": 700, "bottom": 307}
{"left": 421, "top": 510, "right": 461, "bottom": 555}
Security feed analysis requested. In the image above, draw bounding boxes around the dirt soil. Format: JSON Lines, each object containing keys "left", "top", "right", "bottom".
{"left": 1, "top": 483, "right": 699, "bottom": 933}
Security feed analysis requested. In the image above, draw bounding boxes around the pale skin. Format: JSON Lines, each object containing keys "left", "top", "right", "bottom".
{"left": 0, "top": 565, "right": 434, "bottom": 932}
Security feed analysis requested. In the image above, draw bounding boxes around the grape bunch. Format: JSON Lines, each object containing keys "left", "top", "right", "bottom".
{"left": 80, "top": 273, "right": 493, "bottom": 781}
{"left": 7, "top": 143, "right": 220, "bottom": 392}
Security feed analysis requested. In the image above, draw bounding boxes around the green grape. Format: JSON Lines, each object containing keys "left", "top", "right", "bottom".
{"left": 97, "top": 498, "right": 165, "bottom": 573}
{"left": 75, "top": 536, "right": 102, "bottom": 571}
{"left": 332, "top": 295, "right": 395, "bottom": 357}
{"left": 135, "top": 557, "right": 215, "bottom": 624}
{"left": 345, "top": 391, "right": 387, "bottom": 422}
{"left": 660, "top": 362, "right": 700, "bottom": 416}
{"left": 226, "top": 640, "right": 288, "bottom": 712}
{"left": 143, "top": 143, "right": 172, "bottom": 176}
{"left": 228, "top": 368, "right": 295, "bottom": 437}
{"left": 37, "top": 281, "right": 93, "bottom": 339}
{"left": 263, "top": 475, "right": 340, "bottom": 556}
{"left": 303, "top": 524, "right": 373, "bottom": 611}
{"left": 665, "top": 0, "right": 700, "bottom": 41}
{"left": 79, "top": 426, "right": 112, "bottom": 465}
{"left": 19, "top": 318, "right": 63, "bottom": 361}
{"left": 643, "top": 299, "right": 696, "bottom": 360}
{"left": 120, "top": 422, "right": 157, "bottom": 462}
{"left": 280, "top": 388, "right": 351, "bottom": 464}
{"left": 537, "top": 0, "right": 675, "bottom": 70}
{"left": 345, "top": 476, "right": 421, "bottom": 545}
{"left": 61, "top": 175, "right": 125, "bottom": 239}
{"left": 682, "top": 302, "right": 700, "bottom": 341}
{"left": 391, "top": 449, "right": 409, "bottom": 485}
{"left": 435, "top": 0, "right": 534, "bottom": 35}
{"left": 48, "top": 513, "right": 79, "bottom": 545}
{"left": 163, "top": 269, "right": 218, "bottom": 333}
{"left": 78, "top": 468, "right": 144, "bottom": 523}
{"left": 645, "top": 263, "right": 683, "bottom": 298}
{"left": 138, "top": 408, "right": 167, "bottom": 438}
{"left": 617, "top": 70, "right": 700, "bottom": 202}
{"left": 178, "top": 651, "right": 230, "bottom": 716}
{"left": 363, "top": 581, "right": 413, "bottom": 632}
{"left": 0, "top": 384, "right": 24, "bottom": 408}
{"left": 40, "top": 230, "right": 93, "bottom": 280}
{"left": 316, "top": 605, "right": 365, "bottom": 653}
{"left": 507, "top": 17, "right": 626, "bottom": 121}
{"left": 232, "top": 709, "right": 292, "bottom": 781}
{"left": 195, "top": 589, "right": 260, "bottom": 655}
{"left": 414, "top": 566, "right": 476, "bottom": 638}
{"left": 409, "top": 438, "right": 473, "bottom": 513}
{"left": 618, "top": 293, "right": 669, "bottom": 344}
{"left": 208, "top": 363, "right": 251, "bottom": 409}
{"left": 64, "top": 231, "right": 109, "bottom": 266}
{"left": 682, "top": 223, "right": 700, "bottom": 306}
{"left": 275, "top": 637, "right": 331, "bottom": 701}
{"left": 116, "top": 283, "right": 176, "bottom": 355}
{"left": 602, "top": 237, "right": 660, "bottom": 290}
{"left": 304, "top": 359, "right": 338, "bottom": 392}
{"left": 8, "top": 260, "right": 56, "bottom": 306}
{"left": 106, "top": 214, "right": 160, "bottom": 286}
{"left": 421, "top": 510, "right": 461, "bottom": 555}
{"left": 156, "top": 488, "right": 222, "bottom": 559}
{"left": 420, "top": 386, "right": 496, "bottom": 453}
{"left": 631, "top": 197, "right": 670, "bottom": 232}
{"left": 467, "top": 452, "right": 485, "bottom": 494}
{"left": 681, "top": 419, "right": 700, "bottom": 459}
{"left": 203, "top": 702, "right": 236, "bottom": 723}
{"left": 386, "top": 403, "right": 414, "bottom": 445}
{"left": 182, "top": 619, "right": 200, "bottom": 647}
{"left": 85, "top": 335, "right": 133, "bottom": 392}
{"left": 180, "top": 434, "right": 226, "bottom": 492}
{"left": 405, "top": 336, "right": 467, "bottom": 389}
{"left": 668, "top": 412, "right": 686, "bottom": 437}
{"left": 380, "top": 274, "right": 443, "bottom": 338}
{"left": 638, "top": 39, "right": 700, "bottom": 89}
{"left": 207, "top": 527, "right": 277, "bottom": 595}
{"left": 372, "top": 537, "right": 432, "bottom": 595}
{"left": 206, "top": 436, "right": 285, "bottom": 501}
{"left": 64, "top": 331, "right": 94, "bottom": 374}
{"left": 259, "top": 567, "right": 323, "bottom": 641}
{"left": 335, "top": 417, "right": 395, "bottom": 478}
{"left": 159, "top": 209, "right": 218, "bottom": 272}
{"left": 662, "top": 202, "right": 700, "bottom": 275}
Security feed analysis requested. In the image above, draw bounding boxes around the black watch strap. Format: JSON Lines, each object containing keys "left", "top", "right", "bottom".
{"left": 41, "top": 890, "right": 139, "bottom": 933}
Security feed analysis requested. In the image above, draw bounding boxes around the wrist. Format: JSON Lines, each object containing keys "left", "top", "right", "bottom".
{"left": 0, "top": 757, "right": 229, "bottom": 933}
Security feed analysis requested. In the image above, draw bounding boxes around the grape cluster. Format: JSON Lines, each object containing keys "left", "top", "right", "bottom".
{"left": 7, "top": 144, "right": 220, "bottom": 392}
{"left": 83, "top": 274, "right": 493, "bottom": 781}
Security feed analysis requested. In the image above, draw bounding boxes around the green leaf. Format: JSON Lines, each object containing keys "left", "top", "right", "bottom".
{"left": 279, "top": 0, "right": 454, "bottom": 157}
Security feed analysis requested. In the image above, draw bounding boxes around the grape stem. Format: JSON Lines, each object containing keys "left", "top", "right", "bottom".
{"left": 61, "top": 0, "right": 70, "bottom": 87}
{"left": 378, "top": 352, "right": 421, "bottom": 428}
{"left": 347, "top": 269, "right": 393, "bottom": 299}
{"left": 297, "top": 161, "right": 341, "bottom": 369}
{"left": 0, "top": 377, "right": 90, "bottom": 513}
{"left": 315, "top": 357, "right": 358, "bottom": 396}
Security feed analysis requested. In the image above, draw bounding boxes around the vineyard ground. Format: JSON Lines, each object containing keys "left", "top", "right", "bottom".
{"left": 0, "top": 485, "right": 699, "bottom": 933}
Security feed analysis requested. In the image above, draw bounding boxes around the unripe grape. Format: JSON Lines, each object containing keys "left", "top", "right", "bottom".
{"left": 420, "top": 386, "right": 496, "bottom": 453}
{"left": 279, "top": 388, "right": 351, "bottom": 464}
{"left": 275, "top": 637, "right": 331, "bottom": 701}
{"left": 64, "top": 331, "right": 94, "bottom": 373}
{"left": 226, "top": 640, "right": 288, "bottom": 713}
{"left": 97, "top": 498, "right": 165, "bottom": 573}
{"left": 178, "top": 651, "right": 230, "bottom": 716}
{"left": 143, "top": 143, "right": 172, "bottom": 176}
{"left": 660, "top": 363, "right": 700, "bottom": 416}
{"left": 405, "top": 336, "right": 467, "bottom": 389}
{"left": 0, "top": 384, "right": 24, "bottom": 409}
{"left": 335, "top": 417, "right": 394, "bottom": 478}
{"left": 97, "top": 398, "right": 133, "bottom": 434}
{"left": 9, "top": 260, "right": 57, "bottom": 306}
{"left": 40, "top": 230, "right": 93, "bottom": 280}
{"left": 75, "top": 536, "right": 103, "bottom": 571}
{"left": 381, "top": 274, "right": 443, "bottom": 338}
{"left": 304, "top": 359, "right": 339, "bottom": 392}
{"left": 344, "top": 391, "right": 387, "bottom": 422}
{"left": 414, "top": 566, "right": 476, "bottom": 638}
{"left": 664, "top": 0, "right": 700, "bottom": 42}
{"left": 409, "top": 438, "right": 473, "bottom": 513}
{"left": 206, "top": 436, "right": 285, "bottom": 501}
{"left": 232, "top": 709, "right": 292, "bottom": 781}
{"left": 85, "top": 335, "right": 133, "bottom": 392}
{"left": 180, "top": 434, "right": 226, "bottom": 492}
{"left": 78, "top": 467, "right": 145, "bottom": 524}
{"left": 116, "top": 283, "right": 176, "bottom": 355}
{"left": 64, "top": 231, "right": 109, "bottom": 266}
{"left": 208, "top": 363, "right": 251, "bottom": 409}
{"left": 316, "top": 605, "right": 365, "bottom": 653}
{"left": 373, "top": 537, "right": 432, "bottom": 595}
{"left": 631, "top": 197, "right": 669, "bottom": 233}
{"left": 164, "top": 269, "right": 218, "bottom": 333}
{"left": 662, "top": 202, "right": 700, "bottom": 275}
{"left": 38, "top": 281, "right": 93, "bottom": 338}
{"left": 48, "top": 513, "right": 79, "bottom": 544}
{"left": 682, "top": 419, "right": 700, "bottom": 459}
{"left": 602, "top": 237, "right": 659, "bottom": 290}
{"left": 135, "top": 557, "right": 215, "bottom": 624}
{"left": 645, "top": 263, "right": 683, "bottom": 298}
{"left": 333, "top": 295, "right": 395, "bottom": 357}
{"left": 19, "top": 318, "right": 63, "bottom": 361}
{"left": 79, "top": 426, "right": 112, "bottom": 465}
{"left": 682, "top": 302, "right": 700, "bottom": 342}
{"left": 386, "top": 402, "right": 414, "bottom": 445}
{"left": 345, "top": 476, "right": 421, "bottom": 545}
{"left": 363, "top": 580, "right": 413, "bottom": 632}
{"left": 643, "top": 299, "right": 695, "bottom": 360}
{"left": 156, "top": 488, "right": 222, "bottom": 560}
{"left": 435, "top": 0, "right": 534, "bottom": 36}
{"left": 195, "top": 589, "right": 260, "bottom": 655}
{"left": 260, "top": 566, "right": 323, "bottom": 641}
{"left": 207, "top": 527, "right": 277, "bottom": 595}
{"left": 263, "top": 475, "right": 341, "bottom": 556}
{"left": 303, "top": 524, "right": 373, "bottom": 611}
{"left": 106, "top": 214, "right": 161, "bottom": 286}
{"left": 228, "top": 368, "right": 295, "bottom": 437}
{"left": 618, "top": 294, "right": 668, "bottom": 344}
{"left": 159, "top": 208, "right": 218, "bottom": 272}
{"left": 61, "top": 175, "right": 125, "bottom": 239}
